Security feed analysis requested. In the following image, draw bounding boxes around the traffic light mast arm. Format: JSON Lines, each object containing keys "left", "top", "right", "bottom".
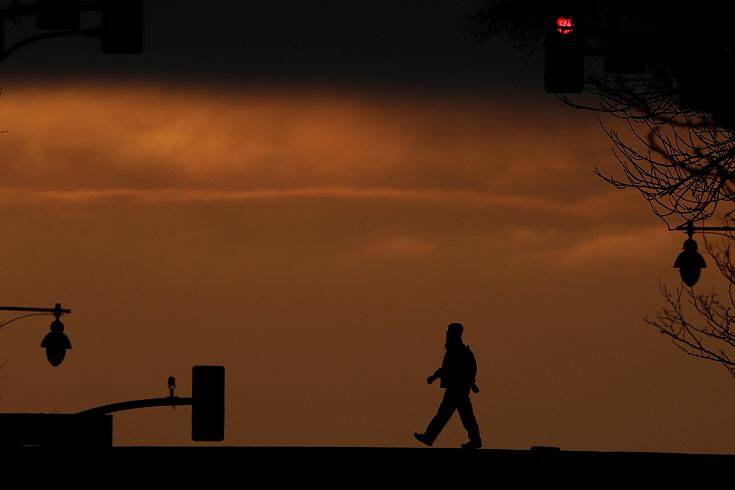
{"left": 77, "top": 367, "right": 224, "bottom": 441}
{"left": 77, "top": 396, "right": 194, "bottom": 417}
{"left": 0, "top": 0, "right": 141, "bottom": 61}
{"left": 0, "top": 0, "right": 106, "bottom": 62}
{"left": 0, "top": 27, "right": 101, "bottom": 62}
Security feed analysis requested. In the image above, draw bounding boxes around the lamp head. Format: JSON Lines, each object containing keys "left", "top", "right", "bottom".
{"left": 41, "top": 318, "right": 72, "bottom": 367}
{"left": 674, "top": 238, "right": 707, "bottom": 287}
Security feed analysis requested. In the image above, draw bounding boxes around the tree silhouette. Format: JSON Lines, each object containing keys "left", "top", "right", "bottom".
{"left": 470, "top": 0, "right": 735, "bottom": 378}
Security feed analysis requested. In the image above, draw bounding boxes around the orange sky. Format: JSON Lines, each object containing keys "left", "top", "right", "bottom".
{"left": 0, "top": 80, "right": 733, "bottom": 451}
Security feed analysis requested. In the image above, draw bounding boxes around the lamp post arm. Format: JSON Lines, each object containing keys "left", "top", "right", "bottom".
{"left": 0, "top": 304, "right": 70, "bottom": 331}
{"left": 675, "top": 225, "right": 735, "bottom": 232}
{"left": 0, "top": 312, "right": 53, "bottom": 331}
{"left": 77, "top": 396, "right": 194, "bottom": 416}
{"left": 0, "top": 306, "right": 71, "bottom": 314}
{"left": 674, "top": 221, "right": 735, "bottom": 239}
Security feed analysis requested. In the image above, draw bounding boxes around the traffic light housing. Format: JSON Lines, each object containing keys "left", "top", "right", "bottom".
{"left": 192, "top": 365, "right": 225, "bottom": 441}
{"left": 103, "top": 0, "right": 144, "bottom": 54}
{"left": 545, "top": 15, "right": 584, "bottom": 93}
{"left": 37, "top": 0, "right": 80, "bottom": 31}
{"left": 678, "top": 52, "right": 735, "bottom": 129}
{"left": 604, "top": 24, "right": 646, "bottom": 75}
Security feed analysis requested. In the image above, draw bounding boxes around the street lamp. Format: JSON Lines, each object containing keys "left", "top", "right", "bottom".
{"left": 0, "top": 303, "right": 72, "bottom": 367}
{"left": 673, "top": 221, "right": 735, "bottom": 287}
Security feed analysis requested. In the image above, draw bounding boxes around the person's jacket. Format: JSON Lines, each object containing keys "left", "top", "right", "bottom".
{"left": 435, "top": 344, "right": 477, "bottom": 390}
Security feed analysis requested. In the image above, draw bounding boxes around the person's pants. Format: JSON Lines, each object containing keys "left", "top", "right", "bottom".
{"left": 424, "top": 388, "right": 481, "bottom": 443}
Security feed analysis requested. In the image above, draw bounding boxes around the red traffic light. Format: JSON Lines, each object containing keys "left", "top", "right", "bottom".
{"left": 545, "top": 15, "right": 583, "bottom": 93}
{"left": 556, "top": 16, "right": 575, "bottom": 35}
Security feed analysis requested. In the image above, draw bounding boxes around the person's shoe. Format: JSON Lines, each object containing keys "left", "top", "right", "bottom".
{"left": 460, "top": 439, "right": 483, "bottom": 449}
{"left": 413, "top": 432, "right": 433, "bottom": 447}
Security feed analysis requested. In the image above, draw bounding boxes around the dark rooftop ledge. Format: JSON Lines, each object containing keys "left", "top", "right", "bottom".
{"left": 9, "top": 445, "right": 733, "bottom": 456}
{"left": 11, "top": 444, "right": 732, "bottom": 463}
{"left": 3, "top": 446, "right": 732, "bottom": 483}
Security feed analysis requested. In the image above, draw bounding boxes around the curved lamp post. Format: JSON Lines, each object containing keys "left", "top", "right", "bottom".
{"left": 0, "top": 303, "right": 72, "bottom": 367}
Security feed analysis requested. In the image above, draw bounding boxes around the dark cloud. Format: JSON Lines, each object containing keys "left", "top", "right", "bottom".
{"left": 0, "top": 0, "right": 541, "bottom": 90}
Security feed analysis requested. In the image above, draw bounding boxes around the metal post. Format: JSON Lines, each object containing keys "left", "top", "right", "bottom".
{"left": 0, "top": 304, "right": 71, "bottom": 315}
{"left": 674, "top": 220, "right": 735, "bottom": 235}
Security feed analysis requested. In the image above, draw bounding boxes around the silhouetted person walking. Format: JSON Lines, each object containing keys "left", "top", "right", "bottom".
{"left": 414, "top": 322, "right": 482, "bottom": 449}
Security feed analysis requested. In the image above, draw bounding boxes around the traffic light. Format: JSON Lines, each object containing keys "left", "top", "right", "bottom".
{"left": 37, "top": 0, "right": 80, "bottom": 31}
{"left": 678, "top": 52, "right": 735, "bottom": 129}
{"left": 192, "top": 365, "right": 225, "bottom": 441}
{"left": 544, "top": 15, "right": 584, "bottom": 93}
{"left": 102, "top": 0, "right": 144, "bottom": 54}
